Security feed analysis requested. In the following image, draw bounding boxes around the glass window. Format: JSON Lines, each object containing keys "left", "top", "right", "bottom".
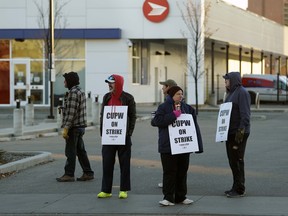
{"left": 54, "top": 60, "right": 85, "bottom": 95}
{"left": 132, "top": 40, "right": 149, "bottom": 85}
{"left": 12, "top": 40, "right": 43, "bottom": 59}
{"left": 31, "top": 61, "right": 43, "bottom": 85}
{"left": 55, "top": 40, "right": 85, "bottom": 59}
{"left": 0, "top": 40, "right": 10, "bottom": 59}
{"left": 0, "top": 61, "right": 10, "bottom": 104}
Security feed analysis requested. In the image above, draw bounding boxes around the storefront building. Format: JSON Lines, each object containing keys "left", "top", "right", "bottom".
{"left": 0, "top": 0, "right": 287, "bottom": 107}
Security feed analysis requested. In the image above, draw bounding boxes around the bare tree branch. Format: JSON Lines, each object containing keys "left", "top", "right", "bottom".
{"left": 178, "top": 0, "right": 213, "bottom": 114}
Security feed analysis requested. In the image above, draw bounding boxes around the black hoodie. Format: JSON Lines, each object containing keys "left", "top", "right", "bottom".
{"left": 224, "top": 72, "right": 251, "bottom": 134}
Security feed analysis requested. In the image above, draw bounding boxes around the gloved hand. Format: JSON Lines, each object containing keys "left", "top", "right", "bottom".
{"left": 62, "top": 128, "right": 69, "bottom": 139}
{"left": 235, "top": 128, "right": 245, "bottom": 143}
{"left": 173, "top": 110, "right": 181, "bottom": 118}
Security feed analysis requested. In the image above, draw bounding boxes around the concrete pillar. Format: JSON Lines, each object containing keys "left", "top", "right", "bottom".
{"left": 87, "top": 92, "right": 92, "bottom": 118}
{"left": 25, "top": 96, "right": 34, "bottom": 126}
{"left": 14, "top": 99, "right": 23, "bottom": 136}
{"left": 92, "top": 95, "right": 100, "bottom": 126}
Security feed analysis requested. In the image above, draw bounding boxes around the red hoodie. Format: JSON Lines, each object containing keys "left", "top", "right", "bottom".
{"left": 108, "top": 74, "right": 124, "bottom": 106}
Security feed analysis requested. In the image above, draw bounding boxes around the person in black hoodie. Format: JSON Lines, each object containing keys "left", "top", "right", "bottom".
{"left": 56, "top": 71, "right": 94, "bottom": 182}
{"left": 152, "top": 86, "right": 203, "bottom": 206}
{"left": 222, "top": 71, "right": 251, "bottom": 198}
{"left": 97, "top": 74, "right": 136, "bottom": 199}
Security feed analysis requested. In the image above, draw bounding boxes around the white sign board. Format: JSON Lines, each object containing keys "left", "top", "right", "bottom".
{"left": 215, "top": 102, "right": 232, "bottom": 142}
{"left": 168, "top": 114, "right": 199, "bottom": 155}
{"left": 101, "top": 106, "right": 128, "bottom": 145}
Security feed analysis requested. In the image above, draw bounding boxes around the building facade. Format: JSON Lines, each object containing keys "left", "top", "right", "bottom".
{"left": 248, "top": 0, "right": 288, "bottom": 26}
{"left": 0, "top": 0, "right": 288, "bottom": 107}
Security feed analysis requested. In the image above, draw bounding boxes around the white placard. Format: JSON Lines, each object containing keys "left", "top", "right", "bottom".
{"left": 168, "top": 114, "right": 199, "bottom": 155}
{"left": 101, "top": 106, "right": 128, "bottom": 145}
{"left": 215, "top": 102, "right": 232, "bottom": 142}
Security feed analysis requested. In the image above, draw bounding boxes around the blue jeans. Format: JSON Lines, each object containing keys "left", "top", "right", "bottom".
{"left": 64, "top": 128, "right": 94, "bottom": 177}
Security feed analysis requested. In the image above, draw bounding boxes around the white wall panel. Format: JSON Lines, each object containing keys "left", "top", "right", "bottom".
{"left": 0, "top": 9, "right": 26, "bottom": 28}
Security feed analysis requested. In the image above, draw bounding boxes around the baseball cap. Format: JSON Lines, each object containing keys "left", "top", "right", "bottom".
{"left": 159, "top": 79, "right": 177, "bottom": 87}
{"left": 105, "top": 75, "right": 115, "bottom": 83}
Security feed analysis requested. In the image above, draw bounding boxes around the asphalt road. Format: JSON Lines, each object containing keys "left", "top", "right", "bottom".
{"left": 0, "top": 111, "right": 287, "bottom": 198}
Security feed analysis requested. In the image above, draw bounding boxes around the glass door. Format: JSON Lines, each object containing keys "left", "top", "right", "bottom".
{"left": 30, "top": 61, "right": 44, "bottom": 104}
{"left": 11, "top": 59, "right": 30, "bottom": 105}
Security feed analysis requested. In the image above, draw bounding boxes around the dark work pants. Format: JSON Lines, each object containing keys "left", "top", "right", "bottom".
{"left": 101, "top": 136, "right": 132, "bottom": 193}
{"left": 160, "top": 153, "right": 190, "bottom": 203}
{"left": 226, "top": 133, "right": 249, "bottom": 194}
{"left": 64, "top": 128, "right": 94, "bottom": 177}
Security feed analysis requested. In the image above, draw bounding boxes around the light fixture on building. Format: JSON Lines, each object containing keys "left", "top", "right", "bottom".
{"left": 220, "top": 47, "right": 226, "bottom": 50}
{"left": 155, "top": 51, "right": 162, "bottom": 55}
{"left": 244, "top": 51, "right": 249, "bottom": 55}
{"left": 15, "top": 38, "right": 25, "bottom": 42}
{"left": 164, "top": 51, "right": 171, "bottom": 55}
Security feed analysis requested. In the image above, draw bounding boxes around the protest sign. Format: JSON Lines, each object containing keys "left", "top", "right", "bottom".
{"left": 101, "top": 106, "right": 128, "bottom": 145}
{"left": 215, "top": 102, "right": 232, "bottom": 142}
{"left": 168, "top": 114, "right": 199, "bottom": 155}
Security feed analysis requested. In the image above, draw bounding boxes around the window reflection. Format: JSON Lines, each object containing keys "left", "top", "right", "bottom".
{"left": 31, "top": 61, "right": 43, "bottom": 85}
{"left": 55, "top": 40, "right": 85, "bottom": 59}
{"left": 12, "top": 40, "right": 43, "bottom": 59}
{"left": 0, "top": 40, "right": 10, "bottom": 59}
{"left": 14, "top": 64, "right": 26, "bottom": 86}
{"left": 54, "top": 60, "right": 85, "bottom": 95}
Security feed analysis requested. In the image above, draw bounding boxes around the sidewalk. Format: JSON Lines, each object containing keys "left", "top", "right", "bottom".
{"left": 0, "top": 103, "right": 288, "bottom": 216}
{"left": 1, "top": 103, "right": 287, "bottom": 139}
{"left": 0, "top": 194, "right": 287, "bottom": 216}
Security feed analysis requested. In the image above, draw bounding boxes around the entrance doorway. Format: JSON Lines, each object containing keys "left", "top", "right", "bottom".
{"left": 11, "top": 59, "right": 31, "bottom": 105}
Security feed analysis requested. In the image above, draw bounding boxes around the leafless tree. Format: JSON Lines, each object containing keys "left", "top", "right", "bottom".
{"left": 34, "top": 0, "right": 70, "bottom": 77}
{"left": 178, "top": 0, "right": 213, "bottom": 114}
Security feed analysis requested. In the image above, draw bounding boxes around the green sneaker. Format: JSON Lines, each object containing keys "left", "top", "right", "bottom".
{"left": 97, "top": 192, "right": 112, "bottom": 198}
{"left": 119, "top": 191, "right": 128, "bottom": 199}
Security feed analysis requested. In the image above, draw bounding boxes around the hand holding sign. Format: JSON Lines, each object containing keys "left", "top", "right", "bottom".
{"left": 173, "top": 102, "right": 181, "bottom": 117}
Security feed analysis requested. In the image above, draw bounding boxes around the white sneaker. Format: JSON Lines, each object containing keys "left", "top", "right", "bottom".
{"left": 158, "top": 182, "right": 163, "bottom": 188}
{"left": 159, "top": 199, "right": 175, "bottom": 206}
{"left": 182, "top": 198, "right": 193, "bottom": 205}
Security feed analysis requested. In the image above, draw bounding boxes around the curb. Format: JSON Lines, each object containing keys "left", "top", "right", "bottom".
{"left": 0, "top": 151, "right": 53, "bottom": 174}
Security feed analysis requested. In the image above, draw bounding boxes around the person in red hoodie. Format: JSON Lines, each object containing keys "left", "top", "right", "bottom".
{"left": 97, "top": 74, "right": 137, "bottom": 199}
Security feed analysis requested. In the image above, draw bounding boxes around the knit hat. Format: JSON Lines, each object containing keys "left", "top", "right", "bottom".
{"left": 159, "top": 79, "right": 177, "bottom": 87}
{"left": 63, "top": 72, "right": 80, "bottom": 89}
{"left": 167, "top": 86, "right": 183, "bottom": 97}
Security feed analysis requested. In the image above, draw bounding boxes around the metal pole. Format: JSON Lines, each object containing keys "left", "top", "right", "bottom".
{"left": 48, "top": 0, "right": 55, "bottom": 119}
{"left": 239, "top": 46, "right": 242, "bottom": 75}
{"left": 211, "top": 41, "right": 215, "bottom": 94}
{"left": 250, "top": 49, "right": 253, "bottom": 74}
{"left": 226, "top": 45, "right": 229, "bottom": 73}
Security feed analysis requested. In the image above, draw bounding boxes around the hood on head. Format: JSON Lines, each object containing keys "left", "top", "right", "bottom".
{"left": 63, "top": 72, "right": 80, "bottom": 90}
{"left": 108, "top": 74, "right": 124, "bottom": 98}
{"left": 223, "top": 71, "right": 241, "bottom": 92}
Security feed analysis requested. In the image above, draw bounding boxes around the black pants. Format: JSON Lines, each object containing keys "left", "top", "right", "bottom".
{"left": 160, "top": 153, "right": 190, "bottom": 203}
{"left": 101, "top": 136, "right": 132, "bottom": 193}
{"left": 64, "top": 128, "right": 94, "bottom": 177}
{"left": 226, "top": 133, "right": 249, "bottom": 194}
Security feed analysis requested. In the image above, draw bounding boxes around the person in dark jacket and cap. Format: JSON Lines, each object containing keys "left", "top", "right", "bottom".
{"left": 56, "top": 71, "right": 94, "bottom": 182}
{"left": 151, "top": 85, "right": 203, "bottom": 206}
{"left": 222, "top": 71, "right": 251, "bottom": 198}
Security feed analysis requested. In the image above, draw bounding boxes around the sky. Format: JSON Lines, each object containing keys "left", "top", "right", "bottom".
{"left": 222, "top": 0, "right": 248, "bottom": 9}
